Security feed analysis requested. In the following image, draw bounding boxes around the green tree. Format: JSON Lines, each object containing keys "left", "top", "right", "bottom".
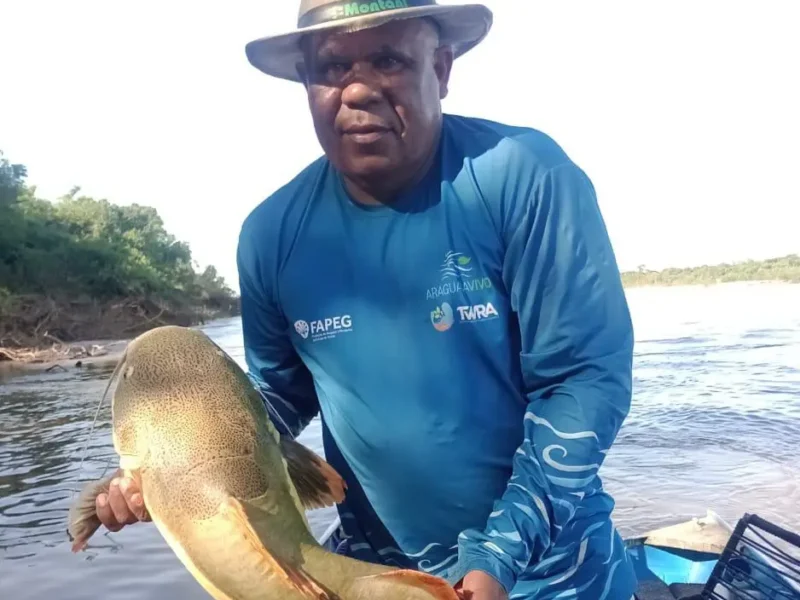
{"left": 0, "top": 149, "right": 238, "bottom": 348}
{"left": 621, "top": 255, "right": 800, "bottom": 287}
{"left": 0, "top": 150, "right": 27, "bottom": 207}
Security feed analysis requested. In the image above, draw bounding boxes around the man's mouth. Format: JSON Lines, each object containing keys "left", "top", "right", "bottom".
{"left": 342, "top": 124, "right": 391, "bottom": 144}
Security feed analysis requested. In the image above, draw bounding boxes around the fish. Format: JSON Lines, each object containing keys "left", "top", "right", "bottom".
{"left": 67, "top": 325, "right": 458, "bottom": 600}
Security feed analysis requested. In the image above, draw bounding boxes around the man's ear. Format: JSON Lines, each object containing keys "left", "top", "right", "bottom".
{"left": 297, "top": 34, "right": 313, "bottom": 89}
{"left": 295, "top": 62, "right": 310, "bottom": 89}
{"left": 434, "top": 45, "right": 455, "bottom": 100}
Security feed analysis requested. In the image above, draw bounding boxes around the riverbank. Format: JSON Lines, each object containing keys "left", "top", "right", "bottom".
{"left": 0, "top": 293, "right": 239, "bottom": 369}
{"left": 0, "top": 339, "right": 125, "bottom": 380}
{"left": 1, "top": 150, "right": 241, "bottom": 369}
{"left": 620, "top": 255, "right": 800, "bottom": 287}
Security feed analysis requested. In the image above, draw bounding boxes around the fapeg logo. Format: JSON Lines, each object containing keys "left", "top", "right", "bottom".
{"left": 294, "top": 314, "right": 353, "bottom": 342}
{"left": 294, "top": 320, "right": 310, "bottom": 339}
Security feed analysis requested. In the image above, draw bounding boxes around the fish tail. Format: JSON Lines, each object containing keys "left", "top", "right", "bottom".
{"left": 66, "top": 473, "right": 115, "bottom": 552}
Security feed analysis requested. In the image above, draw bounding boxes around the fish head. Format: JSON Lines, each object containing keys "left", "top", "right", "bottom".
{"left": 109, "top": 325, "right": 268, "bottom": 472}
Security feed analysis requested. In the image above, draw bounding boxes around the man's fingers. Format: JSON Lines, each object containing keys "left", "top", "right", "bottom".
{"left": 129, "top": 492, "right": 151, "bottom": 522}
{"left": 95, "top": 475, "right": 150, "bottom": 534}
{"left": 96, "top": 492, "right": 122, "bottom": 532}
{"left": 107, "top": 478, "right": 137, "bottom": 526}
{"left": 118, "top": 476, "right": 150, "bottom": 522}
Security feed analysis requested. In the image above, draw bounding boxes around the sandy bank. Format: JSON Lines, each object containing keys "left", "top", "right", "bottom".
{"left": 0, "top": 339, "right": 127, "bottom": 380}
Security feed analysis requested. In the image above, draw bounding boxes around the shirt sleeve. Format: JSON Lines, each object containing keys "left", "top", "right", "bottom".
{"left": 455, "top": 161, "right": 634, "bottom": 593}
{"left": 237, "top": 226, "right": 321, "bottom": 438}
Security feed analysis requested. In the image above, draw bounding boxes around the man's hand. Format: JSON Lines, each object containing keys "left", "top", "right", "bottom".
{"left": 96, "top": 472, "right": 150, "bottom": 531}
{"left": 455, "top": 571, "right": 508, "bottom": 600}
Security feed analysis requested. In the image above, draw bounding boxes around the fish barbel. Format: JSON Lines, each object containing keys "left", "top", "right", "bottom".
{"left": 67, "top": 325, "right": 458, "bottom": 600}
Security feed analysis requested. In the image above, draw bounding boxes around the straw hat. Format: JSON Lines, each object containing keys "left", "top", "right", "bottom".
{"left": 245, "top": 0, "right": 493, "bottom": 82}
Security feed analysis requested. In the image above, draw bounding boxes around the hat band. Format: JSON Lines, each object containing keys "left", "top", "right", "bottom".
{"left": 298, "top": 0, "right": 437, "bottom": 29}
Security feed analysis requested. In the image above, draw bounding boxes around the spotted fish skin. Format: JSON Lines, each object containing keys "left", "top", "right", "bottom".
{"left": 68, "top": 325, "right": 458, "bottom": 600}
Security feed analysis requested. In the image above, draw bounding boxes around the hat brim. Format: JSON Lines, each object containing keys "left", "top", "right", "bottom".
{"left": 245, "top": 4, "right": 493, "bottom": 83}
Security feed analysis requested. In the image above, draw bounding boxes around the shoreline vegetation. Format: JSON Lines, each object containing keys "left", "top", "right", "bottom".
{"left": 1, "top": 150, "right": 239, "bottom": 366}
{"left": 620, "top": 254, "right": 800, "bottom": 288}
{"left": 1, "top": 150, "right": 798, "bottom": 367}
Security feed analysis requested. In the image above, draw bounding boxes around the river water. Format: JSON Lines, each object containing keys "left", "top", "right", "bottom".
{"left": 1, "top": 282, "right": 799, "bottom": 599}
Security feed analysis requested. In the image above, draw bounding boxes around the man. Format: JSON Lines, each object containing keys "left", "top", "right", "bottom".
{"left": 96, "top": 1, "right": 638, "bottom": 598}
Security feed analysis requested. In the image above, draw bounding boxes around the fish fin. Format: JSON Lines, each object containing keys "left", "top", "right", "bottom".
{"left": 221, "top": 496, "right": 337, "bottom": 599}
{"left": 280, "top": 437, "right": 346, "bottom": 510}
{"left": 66, "top": 473, "right": 115, "bottom": 552}
{"left": 350, "top": 570, "right": 460, "bottom": 600}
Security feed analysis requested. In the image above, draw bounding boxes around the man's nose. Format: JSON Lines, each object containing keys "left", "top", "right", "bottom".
{"left": 340, "top": 65, "right": 383, "bottom": 107}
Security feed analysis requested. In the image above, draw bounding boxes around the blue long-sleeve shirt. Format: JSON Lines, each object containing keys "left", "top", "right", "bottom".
{"left": 237, "top": 114, "right": 637, "bottom": 599}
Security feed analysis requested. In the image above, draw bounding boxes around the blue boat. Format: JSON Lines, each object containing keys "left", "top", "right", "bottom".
{"left": 317, "top": 510, "right": 800, "bottom": 599}
{"left": 626, "top": 511, "right": 800, "bottom": 599}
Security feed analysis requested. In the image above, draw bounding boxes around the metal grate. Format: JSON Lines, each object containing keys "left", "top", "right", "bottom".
{"left": 703, "top": 514, "right": 800, "bottom": 599}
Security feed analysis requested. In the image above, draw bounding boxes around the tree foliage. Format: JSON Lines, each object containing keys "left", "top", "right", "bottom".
{"left": 0, "top": 150, "right": 237, "bottom": 312}
{"left": 621, "top": 255, "right": 800, "bottom": 287}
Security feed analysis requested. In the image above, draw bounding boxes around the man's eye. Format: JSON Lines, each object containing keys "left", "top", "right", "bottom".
{"left": 320, "top": 62, "right": 349, "bottom": 80}
{"left": 374, "top": 56, "right": 402, "bottom": 72}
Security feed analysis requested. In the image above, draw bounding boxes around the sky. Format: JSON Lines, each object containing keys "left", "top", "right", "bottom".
{"left": 2, "top": 0, "right": 799, "bottom": 291}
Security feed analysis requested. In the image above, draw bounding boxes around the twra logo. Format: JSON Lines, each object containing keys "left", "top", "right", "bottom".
{"left": 456, "top": 303, "right": 499, "bottom": 322}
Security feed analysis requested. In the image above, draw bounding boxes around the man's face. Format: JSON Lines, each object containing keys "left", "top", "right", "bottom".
{"left": 301, "top": 19, "right": 453, "bottom": 188}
